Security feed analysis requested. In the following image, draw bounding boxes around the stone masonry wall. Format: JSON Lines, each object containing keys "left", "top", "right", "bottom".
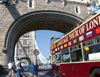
{"left": 0, "top": 0, "right": 91, "bottom": 65}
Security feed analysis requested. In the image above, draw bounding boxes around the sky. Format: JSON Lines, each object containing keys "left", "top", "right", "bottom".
{"left": 36, "top": 30, "right": 64, "bottom": 59}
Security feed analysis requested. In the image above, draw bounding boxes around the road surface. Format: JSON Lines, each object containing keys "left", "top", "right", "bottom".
{"left": 38, "top": 66, "right": 54, "bottom": 77}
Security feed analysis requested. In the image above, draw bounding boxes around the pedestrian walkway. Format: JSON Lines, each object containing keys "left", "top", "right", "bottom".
{"left": 0, "top": 72, "right": 33, "bottom": 77}
{"left": 0, "top": 71, "right": 54, "bottom": 77}
{"left": 0, "top": 65, "right": 53, "bottom": 77}
{"left": 0, "top": 73, "right": 16, "bottom": 77}
{"left": 0, "top": 66, "right": 34, "bottom": 77}
{"left": 38, "top": 72, "right": 53, "bottom": 77}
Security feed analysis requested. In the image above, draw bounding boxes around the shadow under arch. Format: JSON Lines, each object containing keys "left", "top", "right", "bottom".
{"left": 3, "top": 10, "right": 84, "bottom": 65}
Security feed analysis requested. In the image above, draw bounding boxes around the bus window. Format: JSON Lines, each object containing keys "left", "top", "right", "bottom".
{"left": 62, "top": 49, "right": 70, "bottom": 62}
{"left": 56, "top": 54, "right": 61, "bottom": 60}
{"left": 52, "top": 54, "right": 56, "bottom": 64}
{"left": 83, "top": 38, "right": 100, "bottom": 61}
{"left": 84, "top": 45, "right": 95, "bottom": 61}
{"left": 77, "top": 44, "right": 81, "bottom": 48}
{"left": 55, "top": 52, "right": 61, "bottom": 63}
{"left": 95, "top": 44, "right": 100, "bottom": 52}
{"left": 86, "top": 39, "right": 95, "bottom": 46}
{"left": 71, "top": 49, "right": 82, "bottom": 62}
{"left": 70, "top": 44, "right": 81, "bottom": 51}
{"left": 96, "top": 36, "right": 100, "bottom": 43}
{"left": 70, "top": 44, "right": 82, "bottom": 62}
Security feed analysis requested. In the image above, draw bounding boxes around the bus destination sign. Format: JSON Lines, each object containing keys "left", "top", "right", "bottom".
{"left": 51, "top": 12, "right": 100, "bottom": 53}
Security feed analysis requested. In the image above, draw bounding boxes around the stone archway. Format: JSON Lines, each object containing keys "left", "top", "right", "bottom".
{"left": 3, "top": 10, "right": 84, "bottom": 66}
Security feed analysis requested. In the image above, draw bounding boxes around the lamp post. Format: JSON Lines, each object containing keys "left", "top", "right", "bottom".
{"left": 33, "top": 49, "right": 40, "bottom": 77}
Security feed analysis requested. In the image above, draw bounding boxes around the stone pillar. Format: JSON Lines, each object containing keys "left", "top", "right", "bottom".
{"left": 2, "top": 53, "right": 9, "bottom": 66}
{"left": 2, "top": 48, "right": 10, "bottom": 66}
{"left": 1, "top": 48, "right": 10, "bottom": 74}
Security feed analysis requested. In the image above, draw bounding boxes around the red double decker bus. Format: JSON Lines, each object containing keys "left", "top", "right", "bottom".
{"left": 50, "top": 12, "right": 100, "bottom": 77}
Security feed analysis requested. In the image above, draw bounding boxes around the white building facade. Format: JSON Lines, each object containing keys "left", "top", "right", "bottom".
{"left": 17, "top": 31, "right": 36, "bottom": 64}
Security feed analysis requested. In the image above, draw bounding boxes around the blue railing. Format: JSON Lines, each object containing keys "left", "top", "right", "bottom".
{"left": 29, "top": 65, "right": 34, "bottom": 74}
{"left": 22, "top": 64, "right": 38, "bottom": 75}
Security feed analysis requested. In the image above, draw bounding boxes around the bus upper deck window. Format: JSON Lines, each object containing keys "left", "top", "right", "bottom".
{"left": 83, "top": 43, "right": 85, "bottom": 47}
{"left": 70, "top": 46, "right": 76, "bottom": 51}
{"left": 95, "top": 44, "right": 100, "bottom": 52}
{"left": 71, "top": 49, "right": 82, "bottom": 62}
{"left": 61, "top": 49, "right": 70, "bottom": 63}
{"left": 96, "top": 37, "right": 100, "bottom": 43}
{"left": 87, "top": 39, "right": 94, "bottom": 45}
{"left": 65, "top": 49, "right": 69, "bottom": 53}
{"left": 70, "top": 47, "right": 72, "bottom": 51}
{"left": 78, "top": 44, "right": 81, "bottom": 48}
{"left": 85, "top": 39, "right": 95, "bottom": 46}
{"left": 70, "top": 44, "right": 81, "bottom": 51}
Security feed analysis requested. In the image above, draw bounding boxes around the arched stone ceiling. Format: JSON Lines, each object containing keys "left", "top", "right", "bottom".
{"left": 4, "top": 10, "right": 84, "bottom": 56}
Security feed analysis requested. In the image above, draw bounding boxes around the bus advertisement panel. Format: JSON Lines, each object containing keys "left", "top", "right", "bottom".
{"left": 51, "top": 12, "right": 100, "bottom": 53}
{"left": 50, "top": 12, "right": 100, "bottom": 77}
